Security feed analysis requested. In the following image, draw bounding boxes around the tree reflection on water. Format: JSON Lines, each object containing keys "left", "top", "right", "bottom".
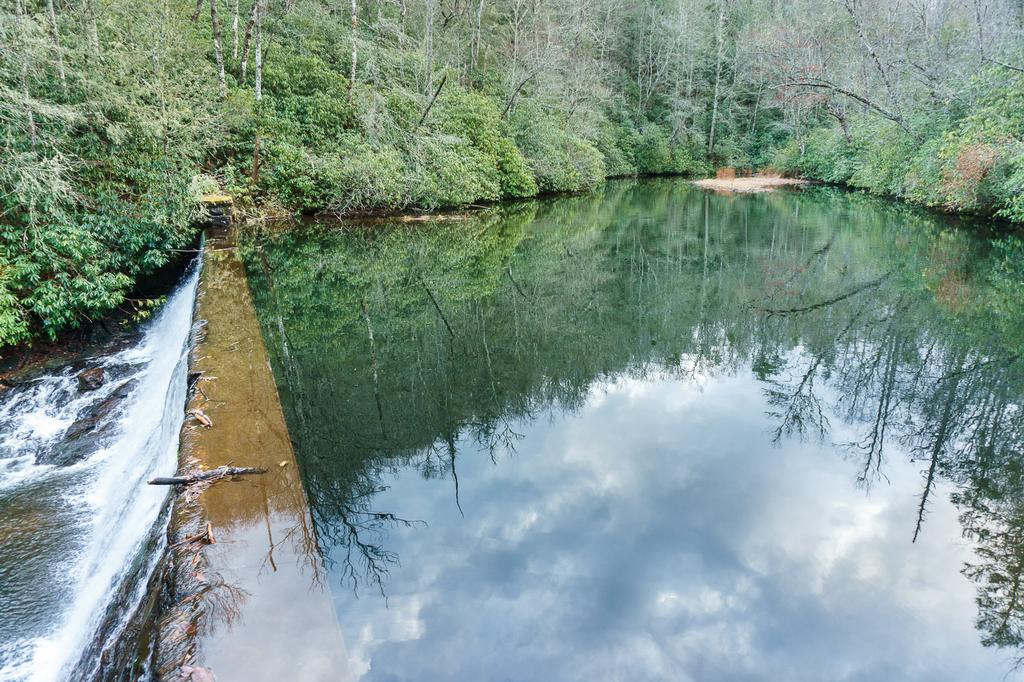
{"left": 245, "top": 180, "right": 1024, "bottom": 667}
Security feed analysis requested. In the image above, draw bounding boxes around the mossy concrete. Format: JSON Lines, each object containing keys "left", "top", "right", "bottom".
{"left": 155, "top": 226, "right": 351, "bottom": 681}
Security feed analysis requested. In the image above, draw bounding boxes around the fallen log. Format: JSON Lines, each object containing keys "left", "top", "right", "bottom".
{"left": 148, "top": 465, "right": 267, "bottom": 486}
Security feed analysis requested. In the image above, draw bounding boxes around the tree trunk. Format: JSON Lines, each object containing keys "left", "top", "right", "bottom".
{"left": 348, "top": 0, "right": 357, "bottom": 104}
{"left": 778, "top": 79, "right": 915, "bottom": 138}
{"left": 14, "top": 0, "right": 36, "bottom": 146}
{"left": 471, "top": 0, "right": 485, "bottom": 72}
{"left": 840, "top": 0, "right": 902, "bottom": 117}
{"left": 424, "top": 0, "right": 435, "bottom": 97}
{"left": 22, "top": 74, "right": 35, "bottom": 148}
{"left": 149, "top": 466, "right": 268, "bottom": 486}
{"left": 418, "top": 73, "right": 447, "bottom": 126}
{"left": 85, "top": 0, "right": 100, "bottom": 57}
{"left": 46, "top": 0, "right": 66, "bottom": 93}
{"left": 501, "top": 72, "right": 532, "bottom": 118}
{"left": 240, "top": 0, "right": 258, "bottom": 81}
{"left": 749, "top": 81, "right": 763, "bottom": 135}
{"left": 251, "top": 132, "right": 261, "bottom": 182}
{"left": 254, "top": 0, "right": 263, "bottom": 100}
{"left": 210, "top": 0, "right": 227, "bottom": 98}
{"left": 707, "top": 0, "right": 726, "bottom": 156}
{"left": 232, "top": 0, "right": 240, "bottom": 58}
{"left": 972, "top": 0, "right": 987, "bottom": 58}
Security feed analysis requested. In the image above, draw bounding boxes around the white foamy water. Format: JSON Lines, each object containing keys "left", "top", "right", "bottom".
{"left": 0, "top": 258, "right": 201, "bottom": 682}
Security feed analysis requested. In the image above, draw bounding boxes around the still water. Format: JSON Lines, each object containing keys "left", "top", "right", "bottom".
{"left": 245, "top": 179, "right": 1024, "bottom": 681}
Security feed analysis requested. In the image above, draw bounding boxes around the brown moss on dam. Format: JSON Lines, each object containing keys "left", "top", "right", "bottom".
{"left": 155, "top": 225, "right": 349, "bottom": 681}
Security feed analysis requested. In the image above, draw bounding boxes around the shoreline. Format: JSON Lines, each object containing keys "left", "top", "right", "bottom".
{"left": 2, "top": 171, "right": 1017, "bottom": 378}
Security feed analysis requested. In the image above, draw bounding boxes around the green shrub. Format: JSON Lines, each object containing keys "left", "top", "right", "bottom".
{"left": 635, "top": 124, "right": 673, "bottom": 174}
{"left": 592, "top": 121, "right": 638, "bottom": 177}
{"left": 0, "top": 0, "right": 215, "bottom": 348}
{"left": 261, "top": 137, "right": 406, "bottom": 212}
{"left": 512, "top": 108, "right": 606, "bottom": 193}
{"left": 797, "top": 127, "right": 857, "bottom": 183}
{"left": 771, "top": 138, "right": 804, "bottom": 175}
{"left": 435, "top": 91, "right": 537, "bottom": 199}
{"left": 768, "top": 70, "right": 1024, "bottom": 223}
{"left": 997, "top": 151, "right": 1024, "bottom": 222}
{"left": 670, "top": 141, "right": 712, "bottom": 177}
{"left": 847, "top": 122, "right": 916, "bottom": 195}
{"left": 0, "top": 268, "right": 28, "bottom": 347}
{"left": 615, "top": 124, "right": 643, "bottom": 175}
{"left": 902, "top": 136, "right": 947, "bottom": 206}
{"left": 408, "top": 135, "right": 499, "bottom": 208}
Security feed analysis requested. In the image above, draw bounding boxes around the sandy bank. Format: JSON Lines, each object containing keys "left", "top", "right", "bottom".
{"left": 692, "top": 175, "right": 809, "bottom": 193}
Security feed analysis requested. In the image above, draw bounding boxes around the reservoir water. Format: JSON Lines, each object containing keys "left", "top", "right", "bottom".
{"left": 243, "top": 180, "right": 1024, "bottom": 681}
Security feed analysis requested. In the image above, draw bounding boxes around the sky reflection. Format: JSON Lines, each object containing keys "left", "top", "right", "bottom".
{"left": 330, "top": 371, "right": 1008, "bottom": 681}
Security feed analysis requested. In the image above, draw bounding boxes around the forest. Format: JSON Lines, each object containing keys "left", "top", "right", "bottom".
{"left": 1, "top": 0, "right": 1024, "bottom": 346}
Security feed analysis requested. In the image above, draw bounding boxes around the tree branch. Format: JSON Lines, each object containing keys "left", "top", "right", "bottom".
{"left": 984, "top": 57, "right": 1024, "bottom": 73}
{"left": 775, "top": 80, "right": 917, "bottom": 139}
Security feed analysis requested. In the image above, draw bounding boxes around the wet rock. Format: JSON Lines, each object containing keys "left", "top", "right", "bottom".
{"left": 78, "top": 367, "right": 106, "bottom": 392}
{"left": 94, "top": 379, "right": 136, "bottom": 420}
{"left": 36, "top": 379, "right": 137, "bottom": 467}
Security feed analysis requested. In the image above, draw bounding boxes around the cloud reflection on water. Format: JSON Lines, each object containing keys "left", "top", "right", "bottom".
{"left": 332, "top": 372, "right": 1007, "bottom": 682}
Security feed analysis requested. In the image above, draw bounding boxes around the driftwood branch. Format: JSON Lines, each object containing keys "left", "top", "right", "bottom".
{"left": 171, "top": 521, "right": 217, "bottom": 548}
{"left": 149, "top": 465, "right": 268, "bottom": 486}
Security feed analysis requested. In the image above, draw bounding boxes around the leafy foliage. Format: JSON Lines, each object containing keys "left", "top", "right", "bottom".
{"left": 4, "top": 0, "right": 1024, "bottom": 348}
{"left": 0, "top": 0, "right": 216, "bottom": 347}
{"left": 772, "top": 70, "right": 1024, "bottom": 223}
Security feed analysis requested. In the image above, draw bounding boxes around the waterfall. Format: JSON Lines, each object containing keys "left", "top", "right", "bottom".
{"left": 0, "top": 256, "right": 201, "bottom": 682}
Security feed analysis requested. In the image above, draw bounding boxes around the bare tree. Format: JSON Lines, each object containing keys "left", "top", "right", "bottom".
{"left": 210, "top": 0, "right": 228, "bottom": 98}
{"left": 83, "top": 0, "right": 100, "bottom": 56}
{"left": 349, "top": 0, "right": 358, "bottom": 104}
{"left": 254, "top": 0, "right": 263, "bottom": 100}
{"left": 232, "top": 0, "right": 240, "bottom": 58}
{"left": 241, "top": 0, "right": 258, "bottom": 81}
{"left": 45, "top": 0, "right": 66, "bottom": 93}
{"left": 469, "top": 0, "right": 487, "bottom": 73}
{"left": 424, "top": 0, "right": 435, "bottom": 96}
{"left": 707, "top": 0, "right": 728, "bottom": 155}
